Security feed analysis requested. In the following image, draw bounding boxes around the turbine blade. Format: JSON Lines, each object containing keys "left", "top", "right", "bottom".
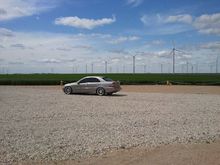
{"left": 172, "top": 40, "right": 175, "bottom": 48}
{"left": 175, "top": 49, "right": 188, "bottom": 54}
{"left": 170, "top": 50, "right": 173, "bottom": 55}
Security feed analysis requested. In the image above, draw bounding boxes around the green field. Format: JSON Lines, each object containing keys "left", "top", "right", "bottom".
{"left": 0, "top": 73, "right": 220, "bottom": 85}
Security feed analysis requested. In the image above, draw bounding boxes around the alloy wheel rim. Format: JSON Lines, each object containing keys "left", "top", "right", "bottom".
{"left": 65, "top": 87, "right": 71, "bottom": 94}
{"left": 98, "top": 89, "right": 104, "bottom": 95}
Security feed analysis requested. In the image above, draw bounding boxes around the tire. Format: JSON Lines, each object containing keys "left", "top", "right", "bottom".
{"left": 64, "top": 86, "right": 72, "bottom": 95}
{"left": 96, "top": 87, "right": 105, "bottom": 96}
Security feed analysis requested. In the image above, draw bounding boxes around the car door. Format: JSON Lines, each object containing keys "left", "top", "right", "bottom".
{"left": 78, "top": 78, "right": 89, "bottom": 93}
{"left": 86, "top": 78, "right": 100, "bottom": 93}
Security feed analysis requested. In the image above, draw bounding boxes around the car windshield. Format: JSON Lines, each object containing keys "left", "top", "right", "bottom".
{"left": 103, "top": 77, "right": 113, "bottom": 82}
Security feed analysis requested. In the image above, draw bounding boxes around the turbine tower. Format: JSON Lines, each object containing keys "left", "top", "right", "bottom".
{"left": 133, "top": 55, "right": 136, "bottom": 74}
{"left": 105, "top": 61, "right": 107, "bottom": 73}
{"left": 186, "top": 61, "right": 189, "bottom": 73}
{"left": 172, "top": 41, "right": 176, "bottom": 73}
{"left": 216, "top": 55, "right": 219, "bottom": 73}
{"left": 91, "top": 63, "right": 94, "bottom": 73}
{"left": 144, "top": 64, "right": 147, "bottom": 73}
{"left": 160, "top": 64, "right": 163, "bottom": 73}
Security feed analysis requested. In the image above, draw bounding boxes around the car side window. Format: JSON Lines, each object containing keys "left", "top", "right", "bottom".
{"left": 79, "top": 78, "right": 100, "bottom": 83}
{"left": 79, "top": 78, "right": 89, "bottom": 83}
{"left": 89, "top": 78, "right": 100, "bottom": 82}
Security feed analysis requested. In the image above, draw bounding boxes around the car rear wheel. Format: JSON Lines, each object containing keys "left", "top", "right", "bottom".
{"left": 96, "top": 87, "right": 105, "bottom": 96}
{"left": 64, "top": 86, "right": 72, "bottom": 95}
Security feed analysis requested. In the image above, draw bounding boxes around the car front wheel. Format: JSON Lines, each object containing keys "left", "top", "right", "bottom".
{"left": 64, "top": 86, "right": 72, "bottom": 95}
{"left": 96, "top": 87, "right": 105, "bottom": 96}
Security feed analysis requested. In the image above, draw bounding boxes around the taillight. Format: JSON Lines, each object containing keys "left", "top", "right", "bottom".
{"left": 109, "top": 83, "right": 114, "bottom": 87}
{"left": 109, "top": 81, "right": 116, "bottom": 87}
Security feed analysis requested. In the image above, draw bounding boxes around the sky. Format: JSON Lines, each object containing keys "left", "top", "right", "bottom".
{"left": 0, "top": 0, "right": 220, "bottom": 73}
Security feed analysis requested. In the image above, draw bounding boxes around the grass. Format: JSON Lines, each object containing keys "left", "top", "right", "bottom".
{"left": 0, "top": 73, "right": 220, "bottom": 85}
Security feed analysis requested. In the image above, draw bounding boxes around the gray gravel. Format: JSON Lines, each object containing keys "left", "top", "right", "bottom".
{"left": 0, "top": 86, "right": 220, "bottom": 163}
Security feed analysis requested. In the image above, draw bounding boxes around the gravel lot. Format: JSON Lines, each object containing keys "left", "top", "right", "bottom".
{"left": 0, "top": 86, "right": 220, "bottom": 163}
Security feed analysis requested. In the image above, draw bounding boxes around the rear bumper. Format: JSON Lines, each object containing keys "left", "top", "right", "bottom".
{"left": 105, "top": 86, "right": 121, "bottom": 93}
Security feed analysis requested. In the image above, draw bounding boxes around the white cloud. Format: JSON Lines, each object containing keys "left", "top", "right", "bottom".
{"left": 194, "top": 13, "right": 220, "bottom": 35}
{"left": 140, "top": 14, "right": 162, "bottom": 26}
{"left": 8, "top": 61, "right": 24, "bottom": 65}
{"left": 0, "top": 28, "right": 135, "bottom": 73}
{"left": 199, "top": 41, "right": 220, "bottom": 49}
{"left": 140, "top": 13, "right": 220, "bottom": 35}
{"left": 108, "top": 36, "right": 140, "bottom": 44}
{"left": 109, "top": 49, "right": 130, "bottom": 55}
{"left": 10, "top": 43, "right": 26, "bottom": 49}
{"left": 0, "top": 29, "right": 98, "bottom": 67}
{"left": 151, "top": 40, "right": 162, "bottom": 45}
{"left": 38, "top": 58, "right": 61, "bottom": 64}
{"left": 0, "top": 0, "right": 56, "bottom": 21}
{"left": 140, "top": 15, "right": 149, "bottom": 25}
{"left": 165, "top": 14, "right": 193, "bottom": 24}
{"left": 140, "top": 14, "right": 193, "bottom": 35}
{"left": 0, "top": 28, "right": 218, "bottom": 73}
{"left": 110, "top": 57, "right": 121, "bottom": 63}
{"left": 0, "top": 28, "right": 14, "bottom": 37}
{"left": 127, "top": 0, "right": 143, "bottom": 7}
{"left": 154, "top": 50, "right": 171, "bottom": 59}
{"left": 151, "top": 40, "right": 165, "bottom": 45}
{"left": 54, "top": 16, "right": 116, "bottom": 30}
{"left": 141, "top": 14, "right": 192, "bottom": 25}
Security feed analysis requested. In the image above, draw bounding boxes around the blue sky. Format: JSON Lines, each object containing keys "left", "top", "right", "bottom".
{"left": 0, "top": 0, "right": 220, "bottom": 73}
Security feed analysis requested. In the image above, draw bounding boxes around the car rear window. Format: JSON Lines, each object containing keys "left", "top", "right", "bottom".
{"left": 103, "top": 77, "right": 113, "bottom": 82}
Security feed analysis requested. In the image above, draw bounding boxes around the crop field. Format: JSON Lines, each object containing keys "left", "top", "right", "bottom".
{"left": 0, "top": 73, "right": 220, "bottom": 85}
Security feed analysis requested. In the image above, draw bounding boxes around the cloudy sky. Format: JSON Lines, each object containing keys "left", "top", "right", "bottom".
{"left": 0, "top": 0, "right": 220, "bottom": 73}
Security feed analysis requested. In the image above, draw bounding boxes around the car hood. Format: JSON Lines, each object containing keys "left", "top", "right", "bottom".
{"left": 64, "top": 82, "right": 78, "bottom": 86}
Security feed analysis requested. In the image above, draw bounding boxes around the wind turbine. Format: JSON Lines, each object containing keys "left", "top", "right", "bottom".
{"left": 105, "top": 57, "right": 115, "bottom": 73}
{"left": 170, "top": 41, "right": 186, "bottom": 74}
{"left": 132, "top": 52, "right": 147, "bottom": 73}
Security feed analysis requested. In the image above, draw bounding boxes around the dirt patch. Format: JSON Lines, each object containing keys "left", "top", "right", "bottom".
{"left": 18, "top": 141, "right": 220, "bottom": 165}
{"left": 79, "top": 141, "right": 220, "bottom": 165}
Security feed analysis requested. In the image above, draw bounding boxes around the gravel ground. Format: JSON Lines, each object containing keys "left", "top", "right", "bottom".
{"left": 0, "top": 86, "right": 220, "bottom": 163}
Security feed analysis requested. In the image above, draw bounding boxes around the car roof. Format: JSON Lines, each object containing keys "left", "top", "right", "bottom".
{"left": 81, "top": 76, "right": 104, "bottom": 79}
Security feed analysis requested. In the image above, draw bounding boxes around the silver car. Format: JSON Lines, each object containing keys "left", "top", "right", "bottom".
{"left": 63, "top": 76, "right": 121, "bottom": 96}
